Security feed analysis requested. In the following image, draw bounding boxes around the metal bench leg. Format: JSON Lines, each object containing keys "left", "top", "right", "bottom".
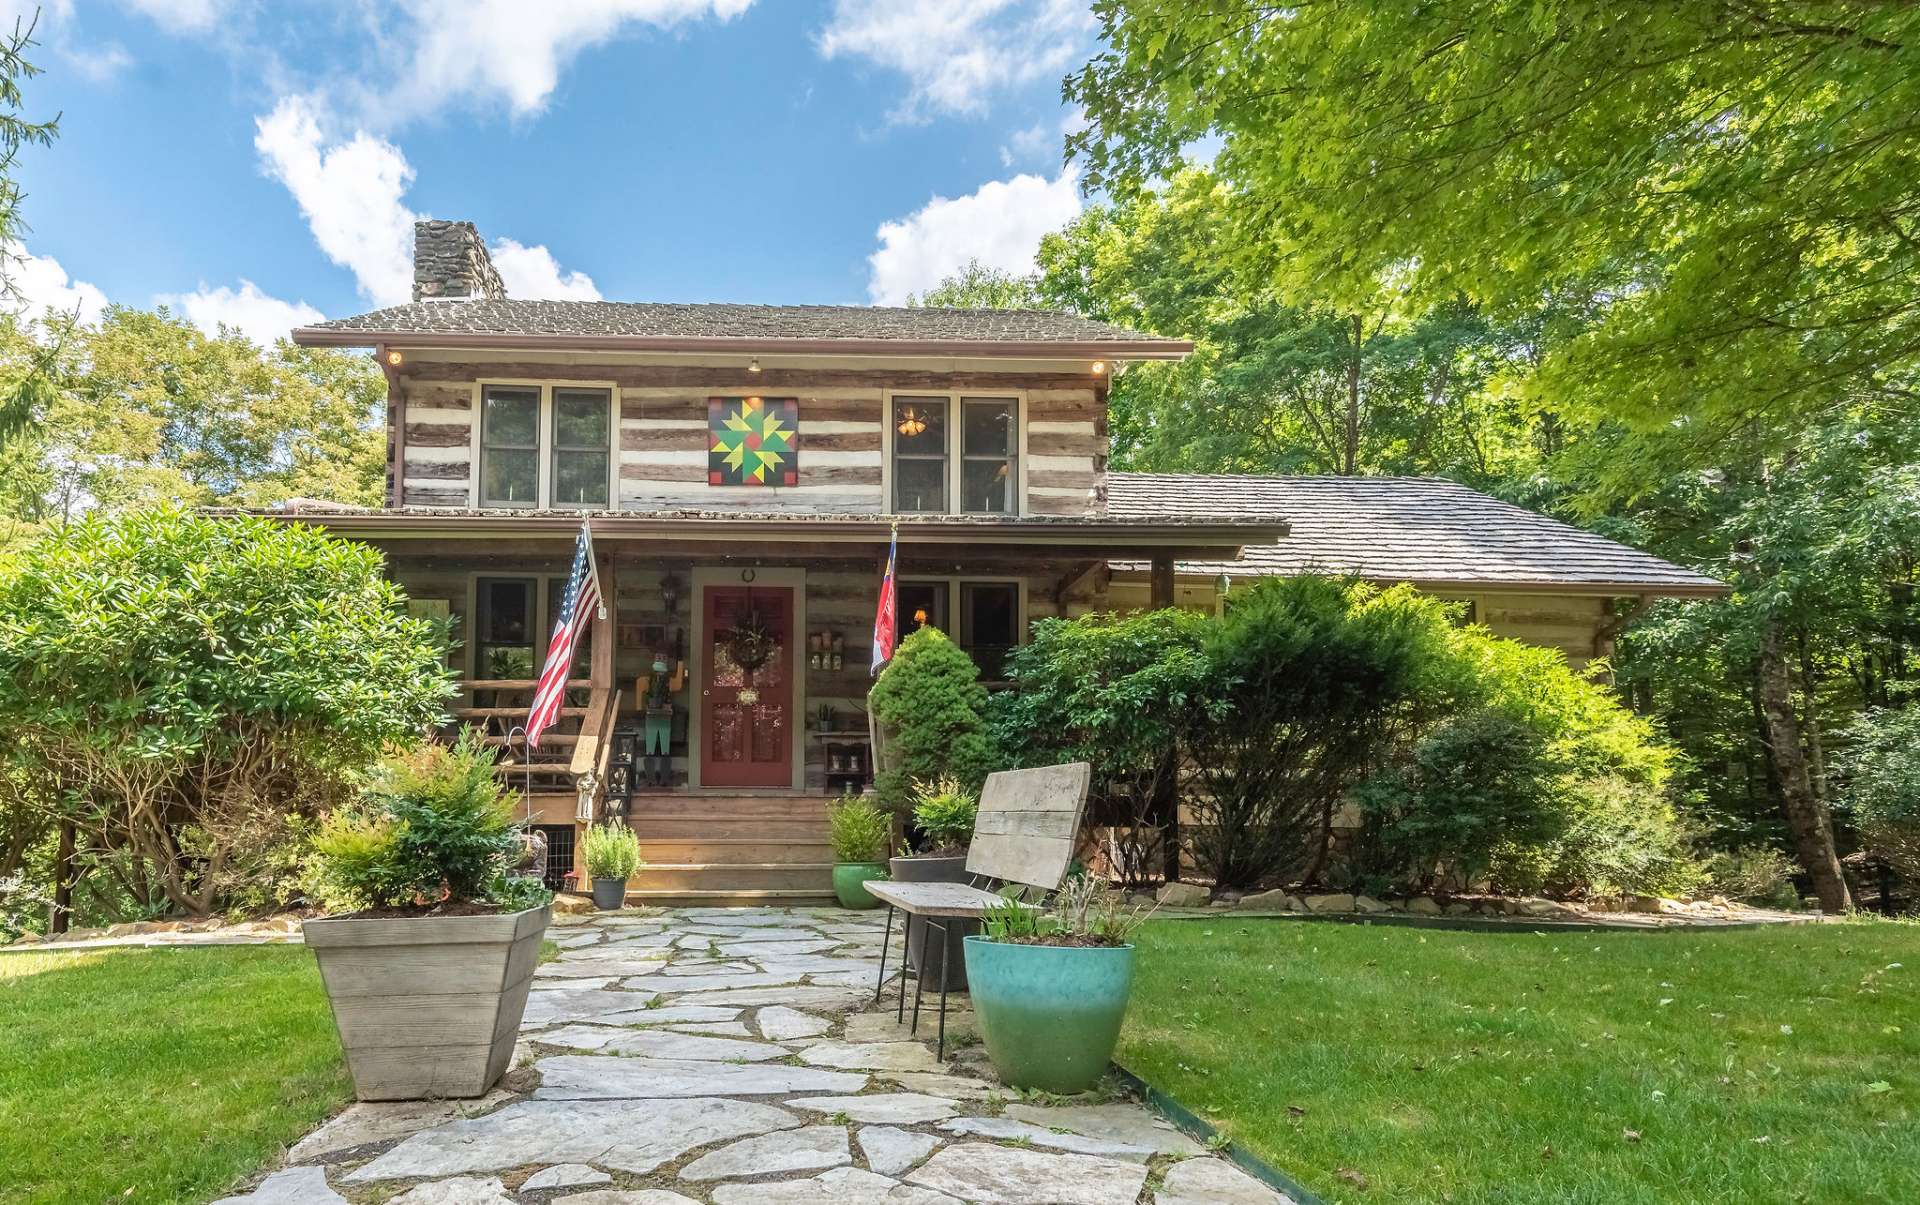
{"left": 896, "top": 910, "right": 911, "bottom": 1023}
{"left": 931, "top": 917, "right": 952, "bottom": 1061}
{"left": 909, "top": 917, "right": 927, "bottom": 1035}
{"left": 874, "top": 906, "right": 893, "bottom": 1004}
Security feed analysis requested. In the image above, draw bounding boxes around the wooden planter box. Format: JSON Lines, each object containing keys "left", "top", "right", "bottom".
{"left": 304, "top": 904, "right": 549, "bottom": 1101}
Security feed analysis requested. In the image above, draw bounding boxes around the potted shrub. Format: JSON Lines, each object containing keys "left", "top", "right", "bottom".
{"left": 964, "top": 877, "right": 1155, "bottom": 1094}
{"left": 890, "top": 776, "right": 980, "bottom": 986}
{"left": 582, "top": 821, "right": 642, "bottom": 910}
{"left": 827, "top": 793, "right": 891, "bottom": 909}
{"left": 303, "top": 734, "right": 553, "bottom": 1101}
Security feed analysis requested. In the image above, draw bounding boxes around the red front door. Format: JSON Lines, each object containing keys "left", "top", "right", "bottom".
{"left": 700, "top": 584, "right": 794, "bottom": 788}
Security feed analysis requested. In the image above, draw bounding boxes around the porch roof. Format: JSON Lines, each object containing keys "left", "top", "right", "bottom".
{"left": 1106, "top": 472, "right": 1727, "bottom": 598}
{"left": 242, "top": 502, "right": 1286, "bottom": 558}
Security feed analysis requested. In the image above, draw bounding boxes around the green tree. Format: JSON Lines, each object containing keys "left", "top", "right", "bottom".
{"left": 868, "top": 626, "right": 994, "bottom": 811}
{"left": 0, "top": 307, "right": 386, "bottom": 523}
{"left": 0, "top": 509, "right": 455, "bottom": 918}
{"left": 1069, "top": 4, "right": 1920, "bottom": 495}
{"left": 907, "top": 259, "right": 1042, "bottom": 309}
{"left": 0, "top": 12, "right": 59, "bottom": 446}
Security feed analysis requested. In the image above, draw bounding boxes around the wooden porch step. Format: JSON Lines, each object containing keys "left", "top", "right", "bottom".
{"left": 637, "top": 839, "right": 835, "bottom": 865}
{"left": 629, "top": 795, "right": 835, "bottom": 819}
{"left": 636, "top": 862, "right": 834, "bottom": 893}
{"left": 629, "top": 817, "right": 830, "bottom": 843}
{"left": 621, "top": 888, "right": 838, "bottom": 907}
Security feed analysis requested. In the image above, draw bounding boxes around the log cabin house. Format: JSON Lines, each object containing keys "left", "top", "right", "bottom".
{"left": 264, "top": 220, "right": 1723, "bottom": 903}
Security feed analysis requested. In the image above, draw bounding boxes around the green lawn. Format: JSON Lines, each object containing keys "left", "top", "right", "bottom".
{"left": 0, "top": 944, "right": 349, "bottom": 1205}
{"left": 1122, "top": 917, "right": 1920, "bottom": 1205}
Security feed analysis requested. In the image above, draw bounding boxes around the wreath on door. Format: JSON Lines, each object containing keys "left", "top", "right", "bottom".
{"left": 721, "top": 608, "right": 778, "bottom": 674}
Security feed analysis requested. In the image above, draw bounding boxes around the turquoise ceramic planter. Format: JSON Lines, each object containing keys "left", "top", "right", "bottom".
{"left": 963, "top": 935, "right": 1135, "bottom": 1094}
{"left": 832, "top": 862, "right": 887, "bottom": 909}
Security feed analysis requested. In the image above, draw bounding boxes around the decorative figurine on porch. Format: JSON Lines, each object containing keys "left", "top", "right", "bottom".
{"left": 639, "top": 655, "right": 684, "bottom": 787}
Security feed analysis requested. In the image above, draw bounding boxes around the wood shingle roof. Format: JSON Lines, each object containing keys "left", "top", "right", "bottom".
{"left": 1108, "top": 472, "right": 1725, "bottom": 596}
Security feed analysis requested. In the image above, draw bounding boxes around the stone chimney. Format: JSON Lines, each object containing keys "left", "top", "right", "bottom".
{"left": 412, "top": 220, "right": 507, "bottom": 301}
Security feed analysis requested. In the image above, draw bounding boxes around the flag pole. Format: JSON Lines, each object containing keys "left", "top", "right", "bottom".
{"left": 583, "top": 516, "right": 607, "bottom": 621}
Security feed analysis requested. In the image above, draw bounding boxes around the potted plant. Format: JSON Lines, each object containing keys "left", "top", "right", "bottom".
{"left": 303, "top": 734, "right": 553, "bottom": 1101}
{"left": 964, "top": 876, "right": 1155, "bottom": 1094}
{"left": 890, "top": 776, "right": 981, "bottom": 986}
{"left": 582, "top": 821, "right": 642, "bottom": 910}
{"left": 827, "top": 793, "right": 891, "bottom": 909}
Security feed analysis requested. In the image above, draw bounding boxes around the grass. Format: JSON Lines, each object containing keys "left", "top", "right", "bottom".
{"left": 0, "top": 944, "right": 349, "bottom": 1205}
{"left": 1121, "top": 917, "right": 1920, "bottom": 1205}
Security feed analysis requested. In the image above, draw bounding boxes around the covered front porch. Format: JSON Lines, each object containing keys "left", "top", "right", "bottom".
{"left": 289, "top": 510, "right": 1280, "bottom": 901}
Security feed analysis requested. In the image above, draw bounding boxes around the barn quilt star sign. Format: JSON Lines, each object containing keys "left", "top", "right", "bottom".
{"left": 709, "top": 396, "right": 799, "bottom": 486}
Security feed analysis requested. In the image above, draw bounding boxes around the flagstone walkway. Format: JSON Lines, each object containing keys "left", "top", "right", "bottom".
{"left": 227, "top": 906, "right": 1293, "bottom": 1205}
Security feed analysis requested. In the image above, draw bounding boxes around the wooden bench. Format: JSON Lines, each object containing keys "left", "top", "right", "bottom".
{"left": 866, "top": 761, "right": 1091, "bottom": 1058}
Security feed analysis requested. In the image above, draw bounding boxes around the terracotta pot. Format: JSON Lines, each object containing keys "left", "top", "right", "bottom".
{"left": 888, "top": 853, "right": 976, "bottom": 990}
{"left": 304, "top": 904, "right": 549, "bottom": 1101}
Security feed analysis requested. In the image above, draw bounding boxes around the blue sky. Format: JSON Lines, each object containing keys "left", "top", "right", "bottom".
{"left": 4, "top": 0, "right": 1096, "bottom": 345}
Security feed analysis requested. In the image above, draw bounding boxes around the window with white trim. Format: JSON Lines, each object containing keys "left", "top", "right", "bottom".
{"left": 888, "top": 393, "right": 1019, "bottom": 514}
{"left": 480, "top": 387, "right": 540, "bottom": 507}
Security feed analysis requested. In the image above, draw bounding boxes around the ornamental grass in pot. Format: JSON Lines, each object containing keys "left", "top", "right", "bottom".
{"left": 303, "top": 733, "right": 552, "bottom": 1101}
{"left": 582, "top": 821, "right": 643, "bottom": 910}
{"left": 827, "top": 793, "right": 891, "bottom": 909}
{"left": 964, "top": 876, "right": 1156, "bottom": 1094}
{"left": 891, "top": 777, "right": 981, "bottom": 985}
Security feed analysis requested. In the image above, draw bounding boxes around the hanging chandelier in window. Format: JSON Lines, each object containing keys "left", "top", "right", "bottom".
{"left": 896, "top": 406, "right": 928, "bottom": 438}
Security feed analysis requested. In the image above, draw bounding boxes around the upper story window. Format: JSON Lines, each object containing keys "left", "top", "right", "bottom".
{"left": 478, "top": 383, "right": 614, "bottom": 509}
{"left": 889, "top": 393, "right": 1019, "bottom": 515}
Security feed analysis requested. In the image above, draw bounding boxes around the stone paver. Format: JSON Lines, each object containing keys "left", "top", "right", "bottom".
{"left": 521, "top": 1163, "right": 612, "bottom": 1189}
{"left": 907, "top": 1144, "right": 1149, "bottom": 1205}
{"left": 1156, "top": 1156, "right": 1298, "bottom": 1204}
{"left": 266, "top": 906, "right": 1285, "bottom": 1204}
{"left": 213, "top": 1167, "right": 346, "bottom": 1205}
{"left": 858, "top": 1126, "right": 942, "bottom": 1176}
{"left": 681, "top": 1124, "right": 852, "bottom": 1180}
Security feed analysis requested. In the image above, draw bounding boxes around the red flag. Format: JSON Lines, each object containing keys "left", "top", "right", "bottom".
{"left": 871, "top": 525, "right": 897, "bottom": 675}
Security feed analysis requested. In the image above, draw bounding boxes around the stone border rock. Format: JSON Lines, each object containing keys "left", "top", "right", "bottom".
{"left": 1149, "top": 884, "right": 1816, "bottom": 930}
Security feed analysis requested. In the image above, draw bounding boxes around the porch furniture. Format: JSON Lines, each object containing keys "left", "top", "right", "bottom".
{"left": 866, "top": 760, "right": 1092, "bottom": 1059}
{"left": 811, "top": 728, "right": 872, "bottom": 795}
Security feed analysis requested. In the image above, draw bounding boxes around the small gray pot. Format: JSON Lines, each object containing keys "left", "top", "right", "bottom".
{"left": 591, "top": 877, "right": 627, "bottom": 911}
{"left": 888, "top": 853, "right": 975, "bottom": 990}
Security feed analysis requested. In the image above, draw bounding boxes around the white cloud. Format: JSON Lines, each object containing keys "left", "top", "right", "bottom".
{"left": 117, "top": 0, "right": 228, "bottom": 34}
{"left": 253, "top": 95, "right": 600, "bottom": 307}
{"left": 2, "top": 240, "right": 108, "bottom": 327}
{"left": 366, "top": 0, "right": 755, "bottom": 123}
{"left": 156, "top": 279, "right": 324, "bottom": 347}
{"left": 867, "top": 169, "right": 1081, "bottom": 305}
{"left": 818, "top": 0, "right": 1093, "bottom": 121}
{"left": 253, "top": 96, "right": 418, "bottom": 307}
{"left": 490, "top": 238, "right": 601, "bottom": 300}
{"left": 63, "top": 41, "right": 132, "bottom": 82}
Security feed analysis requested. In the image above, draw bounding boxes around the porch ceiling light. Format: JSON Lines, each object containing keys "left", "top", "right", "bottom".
{"left": 896, "top": 406, "right": 928, "bottom": 438}
{"left": 748, "top": 357, "right": 761, "bottom": 373}
{"left": 385, "top": 349, "right": 403, "bottom": 367}
{"left": 1090, "top": 360, "right": 1106, "bottom": 375}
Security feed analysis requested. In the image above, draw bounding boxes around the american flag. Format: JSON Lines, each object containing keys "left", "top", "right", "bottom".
{"left": 871, "top": 524, "right": 897, "bottom": 675}
{"left": 528, "top": 522, "right": 603, "bottom": 748}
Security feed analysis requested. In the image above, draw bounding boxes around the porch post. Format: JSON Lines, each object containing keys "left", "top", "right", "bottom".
{"left": 591, "top": 548, "right": 617, "bottom": 692}
{"left": 1149, "top": 554, "right": 1175, "bottom": 610}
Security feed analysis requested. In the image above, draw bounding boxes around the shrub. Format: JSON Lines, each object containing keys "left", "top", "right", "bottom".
{"left": 909, "top": 777, "right": 979, "bottom": 855}
{"left": 582, "top": 822, "right": 642, "bottom": 882}
{"left": 826, "top": 793, "right": 892, "bottom": 863}
{"left": 1186, "top": 577, "right": 1460, "bottom": 889}
{"left": 1703, "top": 845, "right": 1800, "bottom": 908}
{"left": 991, "top": 608, "right": 1214, "bottom": 885}
{"left": 1448, "top": 633, "right": 1699, "bottom": 897}
{"left": 868, "top": 626, "right": 993, "bottom": 810}
{"left": 1837, "top": 706, "right": 1920, "bottom": 882}
{"left": 1354, "top": 710, "right": 1561, "bottom": 892}
{"left": 0, "top": 509, "right": 454, "bottom": 916}
{"left": 306, "top": 734, "right": 546, "bottom": 914}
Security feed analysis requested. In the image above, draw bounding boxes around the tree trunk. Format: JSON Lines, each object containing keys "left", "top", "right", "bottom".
{"left": 1343, "top": 314, "right": 1362, "bottom": 475}
{"left": 1758, "top": 621, "right": 1851, "bottom": 911}
{"left": 49, "top": 821, "right": 74, "bottom": 935}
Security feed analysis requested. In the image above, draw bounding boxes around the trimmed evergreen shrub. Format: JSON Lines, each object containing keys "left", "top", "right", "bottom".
{"left": 868, "top": 626, "right": 993, "bottom": 811}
